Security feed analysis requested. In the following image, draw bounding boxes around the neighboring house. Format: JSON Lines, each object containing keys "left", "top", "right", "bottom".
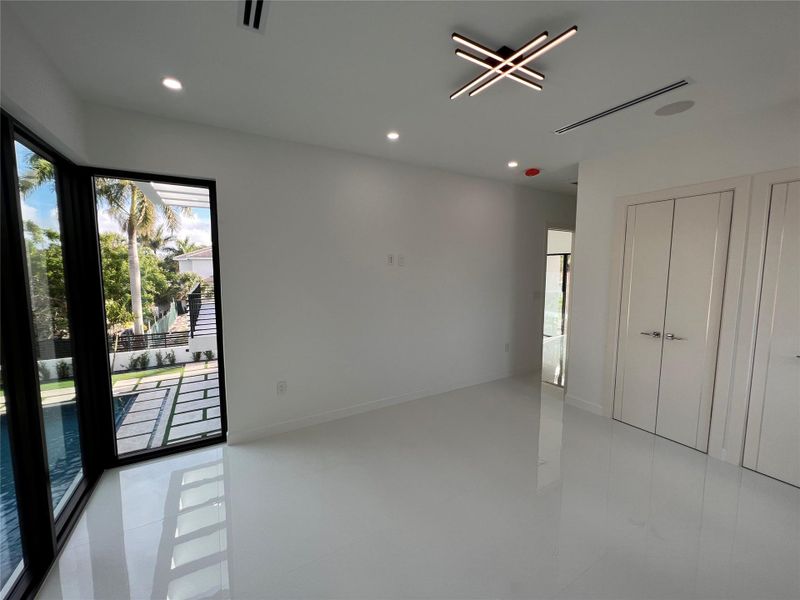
{"left": 174, "top": 247, "right": 214, "bottom": 278}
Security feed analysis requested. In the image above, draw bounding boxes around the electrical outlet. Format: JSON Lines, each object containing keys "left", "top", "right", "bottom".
{"left": 387, "top": 254, "right": 394, "bottom": 266}
{"left": 397, "top": 254, "right": 405, "bottom": 266}
{"left": 277, "top": 380, "right": 287, "bottom": 395}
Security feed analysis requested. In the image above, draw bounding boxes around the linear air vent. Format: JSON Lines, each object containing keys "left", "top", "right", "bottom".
{"left": 239, "top": 0, "right": 269, "bottom": 33}
{"left": 553, "top": 79, "right": 691, "bottom": 135}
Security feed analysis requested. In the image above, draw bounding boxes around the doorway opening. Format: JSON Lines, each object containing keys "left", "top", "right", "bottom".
{"left": 542, "top": 229, "right": 573, "bottom": 387}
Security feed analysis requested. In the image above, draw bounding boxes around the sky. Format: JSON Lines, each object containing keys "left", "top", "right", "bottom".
{"left": 16, "top": 142, "right": 61, "bottom": 232}
{"left": 15, "top": 141, "right": 213, "bottom": 249}
{"left": 96, "top": 203, "right": 213, "bottom": 248}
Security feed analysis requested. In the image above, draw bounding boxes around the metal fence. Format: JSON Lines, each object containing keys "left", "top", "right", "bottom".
{"left": 107, "top": 331, "right": 189, "bottom": 352}
{"left": 188, "top": 281, "right": 215, "bottom": 337}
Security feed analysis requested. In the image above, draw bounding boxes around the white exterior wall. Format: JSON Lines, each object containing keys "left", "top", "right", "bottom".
{"left": 178, "top": 258, "right": 214, "bottom": 279}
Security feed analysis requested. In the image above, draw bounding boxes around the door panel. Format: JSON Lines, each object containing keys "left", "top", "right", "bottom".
{"left": 656, "top": 192, "right": 733, "bottom": 450}
{"left": 614, "top": 200, "right": 674, "bottom": 432}
{"left": 743, "top": 181, "right": 800, "bottom": 486}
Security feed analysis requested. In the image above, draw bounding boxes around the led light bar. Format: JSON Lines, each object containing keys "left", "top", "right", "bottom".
{"left": 468, "top": 26, "right": 577, "bottom": 97}
{"left": 450, "top": 31, "right": 548, "bottom": 99}
{"left": 455, "top": 50, "right": 543, "bottom": 91}
{"left": 452, "top": 36, "right": 545, "bottom": 81}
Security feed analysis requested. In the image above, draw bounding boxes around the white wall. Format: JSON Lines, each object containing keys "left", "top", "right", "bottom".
{"left": 568, "top": 100, "right": 800, "bottom": 416}
{"left": 1, "top": 11, "right": 575, "bottom": 441}
{"left": 80, "top": 104, "right": 575, "bottom": 441}
{"left": 547, "top": 230, "right": 573, "bottom": 254}
{"left": 0, "top": 8, "right": 87, "bottom": 161}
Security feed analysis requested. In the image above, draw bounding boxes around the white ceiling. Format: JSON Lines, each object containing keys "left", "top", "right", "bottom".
{"left": 6, "top": 1, "right": 800, "bottom": 193}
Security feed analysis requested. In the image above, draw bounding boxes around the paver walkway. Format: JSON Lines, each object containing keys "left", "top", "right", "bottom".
{"left": 113, "top": 360, "right": 221, "bottom": 455}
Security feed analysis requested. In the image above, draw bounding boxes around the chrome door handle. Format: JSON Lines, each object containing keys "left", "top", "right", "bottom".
{"left": 665, "top": 333, "right": 686, "bottom": 341}
{"left": 640, "top": 331, "right": 661, "bottom": 338}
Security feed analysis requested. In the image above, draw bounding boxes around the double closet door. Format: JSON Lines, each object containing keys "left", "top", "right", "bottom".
{"left": 743, "top": 180, "right": 800, "bottom": 487}
{"left": 614, "top": 191, "right": 733, "bottom": 451}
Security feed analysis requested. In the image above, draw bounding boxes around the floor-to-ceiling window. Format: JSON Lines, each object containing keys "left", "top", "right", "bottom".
{"left": 0, "top": 112, "right": 226, "bottom": 600}
{"left": 13, "top": 141, "right": 85, "bottom": 514}
{"left": 94, "top": 176, "right": 225, "bottom": 458}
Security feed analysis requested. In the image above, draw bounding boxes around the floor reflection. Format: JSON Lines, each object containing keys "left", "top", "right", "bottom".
{"left": 150, "top": 459, "right": 228, "bottom": 600}
{"left": 38, "top": 378, "right": 800, "bottom": 599}
{"left": 542, "top": 334, "right": 566, "bottom": 386}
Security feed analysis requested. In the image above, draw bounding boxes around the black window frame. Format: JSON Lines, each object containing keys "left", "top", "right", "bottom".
{"left": 0, "top": 110, "right": 228, "bottom": 599}
{"left": 90, "top": 166, "right": 229, "bottom": 467}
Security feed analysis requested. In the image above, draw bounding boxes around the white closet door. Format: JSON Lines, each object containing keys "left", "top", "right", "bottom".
{"left": 656, "top": 192, "right": 733, "bottom": 450}
{"left": 743, "top": 181, "right": 800, "bottom": 486}
{"left": 614, "top": 200, "right": 674, "bottom": 432}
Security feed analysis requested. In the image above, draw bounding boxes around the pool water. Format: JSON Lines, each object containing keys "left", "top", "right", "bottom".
{"left": 1, "top": 401, "right": 83, "bottom": 587}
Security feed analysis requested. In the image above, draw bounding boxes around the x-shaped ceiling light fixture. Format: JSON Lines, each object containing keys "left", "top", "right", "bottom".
{"left": 450, "top": 26, "right": 578, "bottom": 99}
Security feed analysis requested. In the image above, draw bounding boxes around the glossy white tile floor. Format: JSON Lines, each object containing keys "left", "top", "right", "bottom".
{"left": 38, "top": 377, "right": 800, "bottom": 599}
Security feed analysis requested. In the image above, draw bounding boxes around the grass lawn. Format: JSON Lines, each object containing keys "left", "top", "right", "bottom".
{"left": 1, "top": 365, "right": 188, "bottom": 402}
{"left": 111, "top": 365, "right": 183, "bottom": 383}
{"left": 40, "top": 379, "right": 78, "bottom": 392}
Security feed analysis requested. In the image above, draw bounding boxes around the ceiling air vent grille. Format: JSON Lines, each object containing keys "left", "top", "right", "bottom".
{"left": 239, "top": 0, "right": 269, "bottom": 34}
{"left": 553, "top": 79, "right": 690, "bottom": 135}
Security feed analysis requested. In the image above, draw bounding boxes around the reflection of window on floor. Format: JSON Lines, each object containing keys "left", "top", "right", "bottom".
{"left": 151, "top": 459, "right": 229, "bottom": 599}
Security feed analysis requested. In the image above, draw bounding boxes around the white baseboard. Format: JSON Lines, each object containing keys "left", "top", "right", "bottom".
{"left": 228, "top": 370, "right": 521, "bottom": 444}
{"left": 565, "top": 393, "right": 605, "bottom": 415}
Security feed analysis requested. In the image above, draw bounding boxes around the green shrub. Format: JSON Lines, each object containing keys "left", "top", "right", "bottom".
{"left": 128, "top": 352, "right": 150, "bottom": 371}
{"left": 38, "top": 362, "right": 52, "bottom": 381}
{"left": 192, "top": 351, "right": 202, "bottom": 362}
{"left": 155, "top": 350, "right": 164, "bottom": 367}
{"left": 203, "top": 350, "right": 214, "bottom": 361}
{"left": 166, "top": 350, "right": 176, "bottom": 365}
{"left": 56, "top": 360, "right": 71, "bottom": 380}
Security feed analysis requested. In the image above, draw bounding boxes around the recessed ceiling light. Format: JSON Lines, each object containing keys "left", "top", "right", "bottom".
{"left": 162, "top": 77, "right": 183, "bottom": 91}
{"left": 655, "top": 100, "right": 695, "bottom": 116}
{"left": 507, "top": 161, "right": 519, "bottom": 168}
{"left": 386, "top": 131, "right": 399, "bottom": 141}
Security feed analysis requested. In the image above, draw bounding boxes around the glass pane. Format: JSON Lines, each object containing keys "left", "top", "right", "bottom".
{"left": 543, "top": 255, "right": 565, "bottom": 337}
{"left": 14, "top": 140, "right": 84, "bottom": 515}
{"left": 1, "top": 355, "right": 25, "bottom": 594}
{"left": 95, "top": 177, "right": 222, "bottom": 457}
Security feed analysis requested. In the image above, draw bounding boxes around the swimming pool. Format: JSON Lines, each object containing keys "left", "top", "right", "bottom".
{"left": 1, "top": 401, "right": 83, "bottom": 586}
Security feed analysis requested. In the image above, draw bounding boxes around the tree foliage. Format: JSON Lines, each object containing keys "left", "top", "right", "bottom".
{"left": 99, "top": 233, "right": 201, "bottom": 332}
{"left": 23, "top": 221, "right": 68, "bottom": 338}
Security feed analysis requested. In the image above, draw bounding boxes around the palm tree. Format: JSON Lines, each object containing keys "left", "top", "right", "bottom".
{"left": 17, "top": 151, "right": 189, "bottom": 336}
{"left": 95, "top": 178, "right": 189, "bottom": 335}
{"left": 169, "top": 237, "right": 201, "bottom": 257}
{"left": 17, "top": 153, "right": 55, "bottom": 196}
{"left": 140, "top": 224, "right": 176, "bottom": 255}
